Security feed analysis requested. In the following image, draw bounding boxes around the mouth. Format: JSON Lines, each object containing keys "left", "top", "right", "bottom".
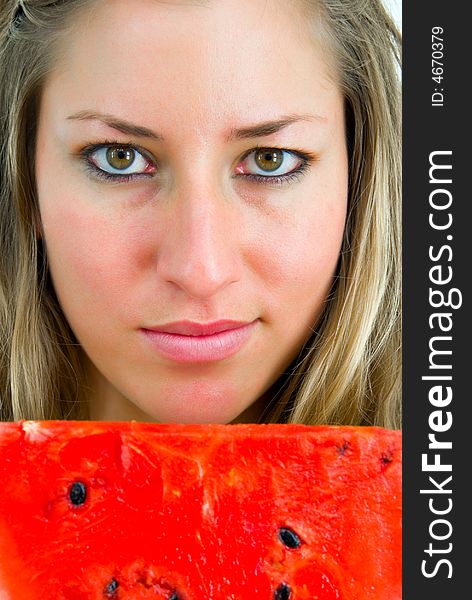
{"left": 140, "top": 320, "right": 258, "bottom": 363}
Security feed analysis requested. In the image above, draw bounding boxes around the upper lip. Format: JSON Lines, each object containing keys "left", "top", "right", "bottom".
{"left": 142, "top": 320, "right": 254, "bottom": 337}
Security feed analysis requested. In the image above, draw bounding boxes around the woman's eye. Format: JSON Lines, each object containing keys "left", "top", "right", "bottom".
{"left": 85, "top": 144, "right": 155, "bottom": 179}
{"left": 235, "top": 148, "right": 306, "bottom": 179}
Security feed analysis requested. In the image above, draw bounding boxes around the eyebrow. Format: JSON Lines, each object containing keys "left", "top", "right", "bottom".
{"left": 66, "top": 111, "right": 324, "bottom": 142}
{"left": 66, "top": 111, "right": 163, "bottom": 141}
{"left": 228, "top": 114, "right": 323, "bottom": 140}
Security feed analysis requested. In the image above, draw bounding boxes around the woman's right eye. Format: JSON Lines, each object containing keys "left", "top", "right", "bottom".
{"left": 82, "top": 144, "right": 157, "bottom": 181}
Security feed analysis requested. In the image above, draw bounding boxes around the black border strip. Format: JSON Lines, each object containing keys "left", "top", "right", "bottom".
{"left": 403, "top": 2, "right": 468, "bottom": 597}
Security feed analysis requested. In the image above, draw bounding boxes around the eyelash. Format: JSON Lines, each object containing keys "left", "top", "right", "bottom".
{"left": 235, "top": 146, "right": 313, "bottom": 186}
{"left": 80, "top": 141, "right": 315, "bottom": 186}
{"left": 80, "top": 140, "right": 154, "bottom": 183}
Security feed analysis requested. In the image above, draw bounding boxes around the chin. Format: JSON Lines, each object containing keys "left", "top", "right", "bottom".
{"left": 130, "top": 383, "right": 251, "bottom": 425}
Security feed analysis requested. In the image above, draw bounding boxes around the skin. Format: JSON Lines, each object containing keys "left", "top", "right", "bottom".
{"left": 35, "top": 0, "right": 348, "bottom": 423}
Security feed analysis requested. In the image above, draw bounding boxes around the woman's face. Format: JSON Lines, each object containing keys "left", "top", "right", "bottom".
{"left": 36, "top": 0, "right": 348, "bottom": 423}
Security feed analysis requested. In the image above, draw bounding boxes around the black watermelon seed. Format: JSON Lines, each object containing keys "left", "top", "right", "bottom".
{"left": 274, "top": 583, "right": 291, "bottom": 600}
{"left": 169, "top": 594, "right": 179, "bottom": 600}
{"left": 336, "top": 441, "right": 351, "bottom": 455}
{"left": 278, "top": 527, "right": 302, "bottom": 549}
{"left": 69, "top": 481, "right": 87, "bottom": 506}
{"left": 381, "top": 450, "right": 393, "bottom": 465}
{"left": 104, "top": 578, "right": 119, "bottom": 597}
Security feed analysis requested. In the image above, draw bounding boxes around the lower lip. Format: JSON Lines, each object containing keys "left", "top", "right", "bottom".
{"left": 141, "top": 321, "right": 258, "bottom": 363}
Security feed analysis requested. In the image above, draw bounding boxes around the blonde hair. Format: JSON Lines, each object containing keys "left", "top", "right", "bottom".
{"left": 0, "top": 0, "right": 401, "bottom": 427}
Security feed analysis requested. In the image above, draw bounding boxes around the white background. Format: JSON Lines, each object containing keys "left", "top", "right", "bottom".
{"left": 383, "top": 0, "right": 402, "bottom": 31}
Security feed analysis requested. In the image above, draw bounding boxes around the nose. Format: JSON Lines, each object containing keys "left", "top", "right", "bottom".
{"left": 157, "top": 184, "right": 243, "bottom": 300}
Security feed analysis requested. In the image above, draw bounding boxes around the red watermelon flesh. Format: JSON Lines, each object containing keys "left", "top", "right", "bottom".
{"left": 0, "top": 421, "right": 401, "bottom": 599}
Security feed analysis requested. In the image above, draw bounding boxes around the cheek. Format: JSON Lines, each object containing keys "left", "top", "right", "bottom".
{"left": 252, "top": 198, "right": 347, "bottom": 307}
{"left": 40, "top": 196, "right": 137, "bottom": 321}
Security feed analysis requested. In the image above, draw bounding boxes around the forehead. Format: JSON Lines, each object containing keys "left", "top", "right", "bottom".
{"left": 43, "top": 0, "right": 340, "bottom": 137}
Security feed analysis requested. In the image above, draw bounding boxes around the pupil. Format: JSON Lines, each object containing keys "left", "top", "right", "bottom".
{"left": 107, "top": 147, "right": 135, "bottom": 170}
{"left": 255, "top": 148, "right": 283, "bottom": 172}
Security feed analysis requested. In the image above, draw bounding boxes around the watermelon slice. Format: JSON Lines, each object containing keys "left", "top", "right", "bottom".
{"left": 0, "top": 421, "right": 401, "bottom": 599}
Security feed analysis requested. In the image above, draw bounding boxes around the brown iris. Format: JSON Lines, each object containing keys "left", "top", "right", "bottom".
{"left": 106, "top": 147, "right": 135, "bottom": 170}
{"left": 254, "top": 148, "right": 284, "bottom": 172}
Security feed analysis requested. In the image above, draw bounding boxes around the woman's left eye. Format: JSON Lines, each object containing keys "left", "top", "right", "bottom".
{"left": 83, "top": 144, "right": 156, "bottom": 180}
{"left": 235, "top": 148, "right": 308, "bottom": 180}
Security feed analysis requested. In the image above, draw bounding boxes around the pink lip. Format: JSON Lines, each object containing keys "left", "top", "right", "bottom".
{"left": 141, "top": 320, "right": 258, "bottom": 363}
